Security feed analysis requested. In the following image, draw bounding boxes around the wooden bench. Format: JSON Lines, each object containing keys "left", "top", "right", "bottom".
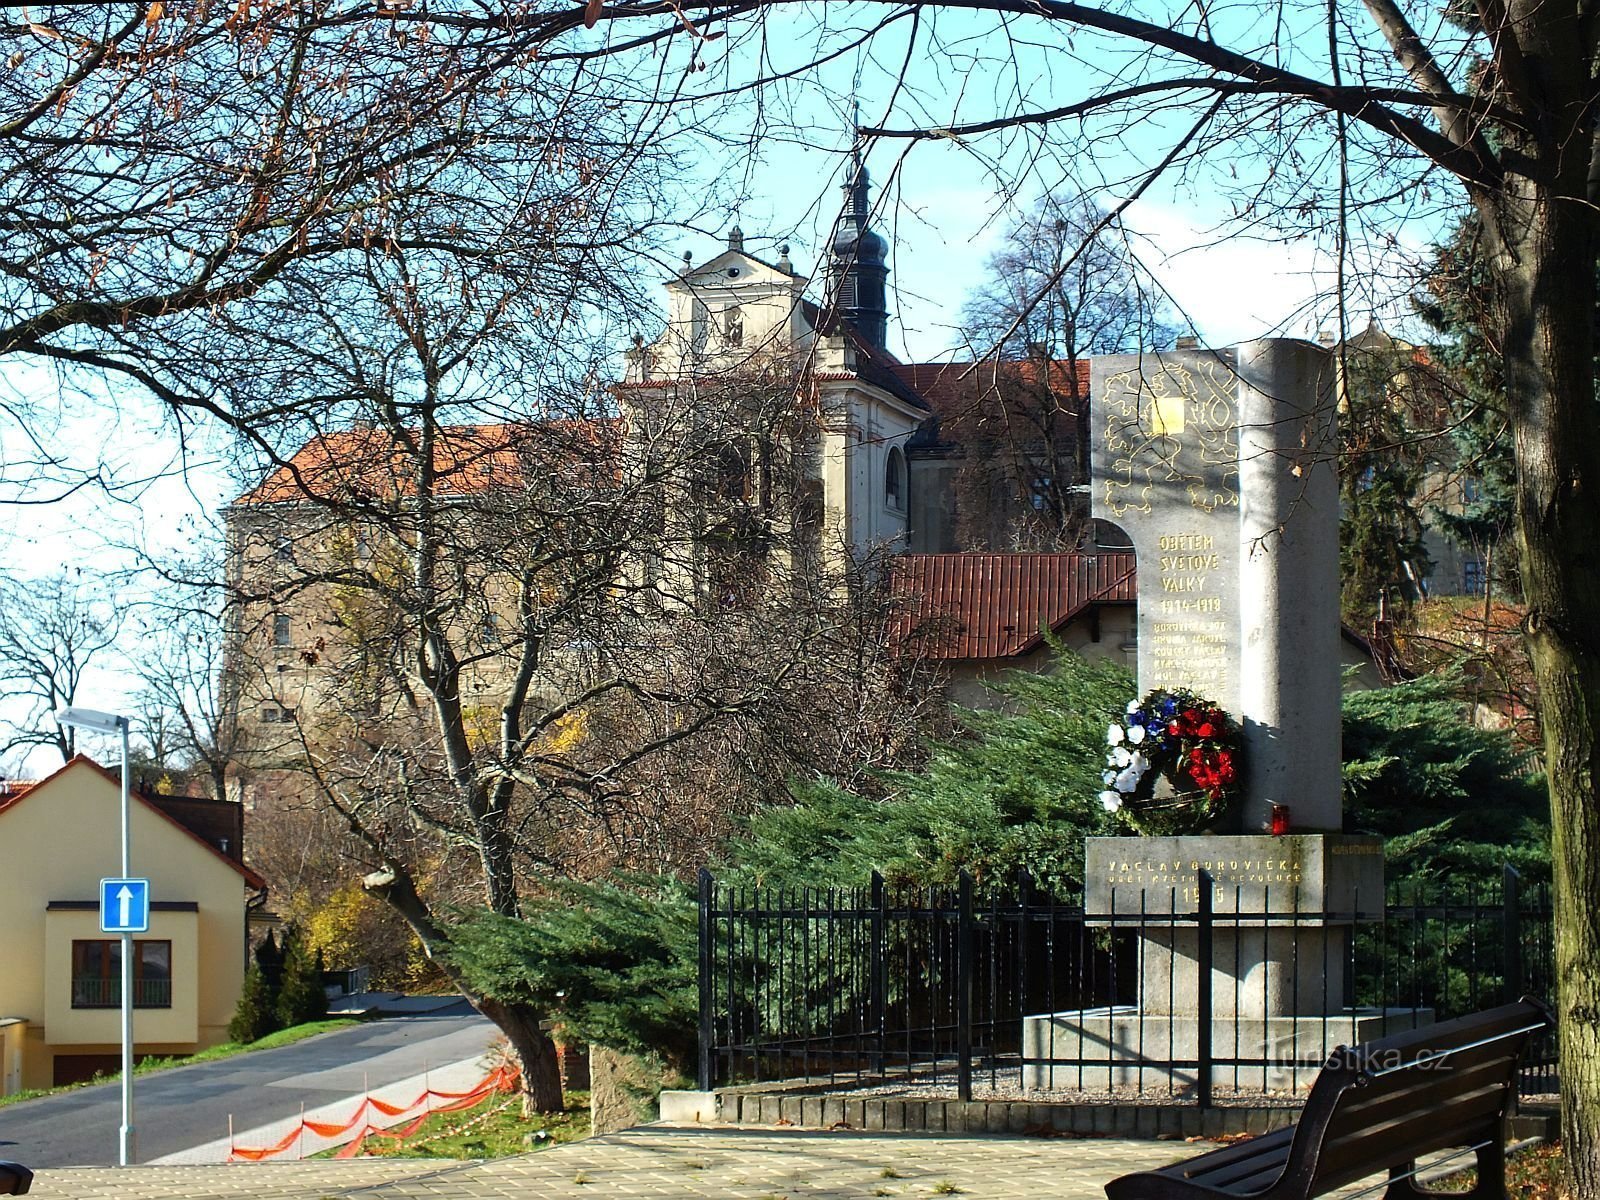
{"left": 0, "top": 1161, "right": 30, "bottom": 1195}
{"left": 1104, "top": 997, "right": 1553, "bottom": 1200}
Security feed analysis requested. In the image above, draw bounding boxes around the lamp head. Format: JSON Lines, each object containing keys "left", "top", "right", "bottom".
{"left": 54, "top": 706, "right": 129, "bottom": 734}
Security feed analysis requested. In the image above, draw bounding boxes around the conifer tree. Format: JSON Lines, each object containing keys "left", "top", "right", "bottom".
{"left": 228, "top": 961, "right": 280, "bottom": 1044}
{"left": 275, "top": 925, "right": 329, "bottom": 1029}
{"left": 254, "top": 930, "right": 284, "bottom": 995}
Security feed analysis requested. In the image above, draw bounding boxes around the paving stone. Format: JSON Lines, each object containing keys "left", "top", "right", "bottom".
{"left": 19, "top": 1127, "right": 1244, "bottom": 1200}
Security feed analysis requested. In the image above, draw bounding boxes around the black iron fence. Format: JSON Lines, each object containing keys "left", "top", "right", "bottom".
{"left": 697, "top": 866, "right": 1555, "bottom": 1104}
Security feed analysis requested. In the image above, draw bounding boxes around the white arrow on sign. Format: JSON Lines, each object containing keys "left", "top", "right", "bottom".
{"left": 117, "top": 885, "right": 134, "bottom": 929}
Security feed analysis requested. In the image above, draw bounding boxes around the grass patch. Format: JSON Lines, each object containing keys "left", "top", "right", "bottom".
{"left": 931, "top": 1181, "right": 963, "bottom": 1195}
{"left": 140, "top": 1019, "right": 362, "bottom": 1070}
{"left": 329, "top": 1090, "right": 590, "bottom": 1159}
{"left": 0, "top": 1018, "right": 361, "bottom": 1109}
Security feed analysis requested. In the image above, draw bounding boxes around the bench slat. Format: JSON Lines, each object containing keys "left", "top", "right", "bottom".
{"left": 1326, "top": 1057, "right": 1519, "bottom": 1137}
{"left": 1179, "top": 1128, "right": 1295, "bottom": 1181}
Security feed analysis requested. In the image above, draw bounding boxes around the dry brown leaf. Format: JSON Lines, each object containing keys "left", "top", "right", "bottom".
{"left": 583, "top": 0, "right": 603, "bottom": 28}
{"left": 146, "top": 1, "right": 165, "bottom": 24}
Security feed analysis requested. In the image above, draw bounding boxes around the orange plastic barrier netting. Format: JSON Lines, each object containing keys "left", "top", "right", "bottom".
{"left": 228, "top": 1064, "right": 520, "bottom": 1161}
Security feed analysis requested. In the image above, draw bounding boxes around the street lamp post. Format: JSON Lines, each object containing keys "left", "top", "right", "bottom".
{"left": 54, "top": 706, "right": 135, "bottom": 1167}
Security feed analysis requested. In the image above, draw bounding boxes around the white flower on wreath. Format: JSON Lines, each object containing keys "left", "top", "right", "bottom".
{"left": 1102, "top": 770, "right": 1117, "bottom": 785}
{"left": 1113, "top": 752, "right": 1150, "bottom": 794}
{"left": 1127, "top": 724, "right": 1147, "bottom": 745}
{"left": 1126, "top": 700, "right": 1142, "bottom": 716}
{"left": 1099, "top": 790, "right": 1123, "bottom": 812}
{"left": 1107, "top": 723, "right": 1126, "bottom": 746}
{"left": 1111, "top": 745, "right": 1133, "bottom": 768}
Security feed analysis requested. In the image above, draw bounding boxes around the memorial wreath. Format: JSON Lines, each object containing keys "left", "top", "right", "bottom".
{"left": 1099, "top": 687, "right": 1242, "bottom": 835}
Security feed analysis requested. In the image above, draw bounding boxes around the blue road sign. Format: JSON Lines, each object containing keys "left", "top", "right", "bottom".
{"left": 100, "top": 878, "right": 150, "bottom": 933}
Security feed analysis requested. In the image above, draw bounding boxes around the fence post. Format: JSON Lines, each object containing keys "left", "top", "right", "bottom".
{"left": 1196, "top": 869, "right": 1214, "bottom": 1110}
{"left": 870, "top": 871, "right": 887, "bottom": 1076}
{"left": 1017, "top": 868, "right": 1032, "bottom": 1041}
{"left": 697, "top": 868, "right": 714, "bottom": 1092}
{"left": 1502, "top": 864, "right": 1523, "bottom": 1005}
{"left": 957, "top": 870, "right": 974, "bottom": 1103}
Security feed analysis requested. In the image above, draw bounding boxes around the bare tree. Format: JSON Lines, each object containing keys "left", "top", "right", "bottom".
{"left": 961, "top": 197, "right": 1177, "bottom": 363}
{"left": 0, "top": 571, "right": 121, "bottom": 762}
{"left": 130, "top": 589, "right": 247, "bottom": 804}
{"left": 0, "top": 1, "right": 704, "bottom": 494}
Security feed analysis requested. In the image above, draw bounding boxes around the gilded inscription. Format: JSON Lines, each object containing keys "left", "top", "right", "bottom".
{"left": 1099, "top": 360, "right": 1240, "bottom": 518}
{"left": 1104, "top": 856, "right": 1306, "bottom": 906}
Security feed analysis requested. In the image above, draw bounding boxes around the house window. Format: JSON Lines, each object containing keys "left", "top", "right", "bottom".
{"left": 885, "top": 446, "right": 906, "bottom": 511}
{"left": 274, "top": 536, "right": 294, "bottom": 564}
{"left": 1030, "top": 476, "right": 1052, "bottom": 512}
{"left": 1463, "top": 558, "right": 1487, "bottom": 596}
{"left": 71, "top": 940, "right": 172, "bottom": 1009}
{"left": 1462, "top": 476, "right": 1483, "bottom": 504}
{"left": 272, "top": 613, "right": 291, "bottom": 647}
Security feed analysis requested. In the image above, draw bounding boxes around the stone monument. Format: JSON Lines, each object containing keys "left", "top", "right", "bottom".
{"left": 1022, "top": 340, "right": 1416, "bottom": 1096}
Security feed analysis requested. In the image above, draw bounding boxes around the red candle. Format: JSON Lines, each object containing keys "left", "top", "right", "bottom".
{"left": 1271, "top": 804, "right": 1291, "bottom": 836}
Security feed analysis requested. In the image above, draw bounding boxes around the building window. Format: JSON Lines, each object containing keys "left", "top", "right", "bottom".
{"left": 272, "top": 613, "right": 291, "bottom": 647}
{"left": 885, "top": 446, "right": 906, "bottom": 511}
{"left": 71, "top": 940, "right": 172, "bottom": 1009}
{"left": 274, "top": 535, "right": 294, "bottom": 563}
{"left": 1462, "top": 476, "right": 1483, "bottom": 504}
{"left": 1463, "top": 558, "right": 1487, "bottom": 596}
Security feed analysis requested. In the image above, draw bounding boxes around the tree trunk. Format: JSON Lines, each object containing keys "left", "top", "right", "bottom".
{"left": 477, "top": 996, "right": 565, "bottom": 1115}
{"left": 1486, "top": 174, "right": 1600, "bottom": 1197}
{"left": 361, "top": 863, "right": 565, "bottom": 1114}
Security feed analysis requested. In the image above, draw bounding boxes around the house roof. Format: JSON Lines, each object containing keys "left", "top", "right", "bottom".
{"left": 890, "top": 551, "right": 1136, "bottom": 660}
{"left": 237, "top": 420, "right": 623, "bottom": 505}
{"left": 0, "top": 756, "right": 268, "bottom": 890}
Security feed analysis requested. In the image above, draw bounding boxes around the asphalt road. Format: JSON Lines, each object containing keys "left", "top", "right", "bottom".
{"left": 0, "top": 1001, "right": 496, "bottom": 1167}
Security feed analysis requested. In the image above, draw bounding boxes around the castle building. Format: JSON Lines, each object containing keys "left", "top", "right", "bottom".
{"left": 220, "top": 161, "right": 1133, "bottom": 772}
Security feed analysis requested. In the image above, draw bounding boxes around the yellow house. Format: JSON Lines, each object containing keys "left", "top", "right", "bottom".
{"left": 0, "top": 757, "right": 265, "bottom": 1092}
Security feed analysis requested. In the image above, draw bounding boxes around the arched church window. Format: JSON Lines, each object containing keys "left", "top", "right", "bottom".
{"left": 885, "top": 446, "right": 906, "bottom": 510}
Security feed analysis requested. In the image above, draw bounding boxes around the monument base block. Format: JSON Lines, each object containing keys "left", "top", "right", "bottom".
{"left": 1021, "top": 1006, "right": 1432, "bottom": 1095}
{"left": 1086, "top": 834, "right": 1386, "bottom": 919}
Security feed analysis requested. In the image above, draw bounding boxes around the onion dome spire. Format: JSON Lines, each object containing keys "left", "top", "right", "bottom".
{"left": 828, "top": 146, "right": 890, "bottom": 350}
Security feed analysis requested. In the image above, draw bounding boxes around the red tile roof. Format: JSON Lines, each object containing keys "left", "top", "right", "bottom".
{"left": 238, "top": 421, "right": 623, "bottom": 505}
{"left": 890, "top": 552, "right": 1136, "bottom": 660}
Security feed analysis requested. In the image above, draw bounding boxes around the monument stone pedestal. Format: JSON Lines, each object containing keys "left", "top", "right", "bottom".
{"left": 1022, "top": 834, "right": 1427, "bottom": 1095}
{"left": 1028, "top": 340, "right": 1433, "bottom": 1098}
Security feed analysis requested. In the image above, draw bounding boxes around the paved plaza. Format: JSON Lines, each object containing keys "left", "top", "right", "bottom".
{"left": 24, "top": 1125, "right": 1204, "bottom": 1199}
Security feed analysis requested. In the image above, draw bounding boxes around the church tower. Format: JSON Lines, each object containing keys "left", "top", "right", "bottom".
{"left": 828, "top": 152, "right": 890, "bottom": 350}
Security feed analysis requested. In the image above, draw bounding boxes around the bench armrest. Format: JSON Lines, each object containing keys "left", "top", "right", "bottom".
{"left": 0, "top": 1161, "right": 31, "bottom": 1196}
